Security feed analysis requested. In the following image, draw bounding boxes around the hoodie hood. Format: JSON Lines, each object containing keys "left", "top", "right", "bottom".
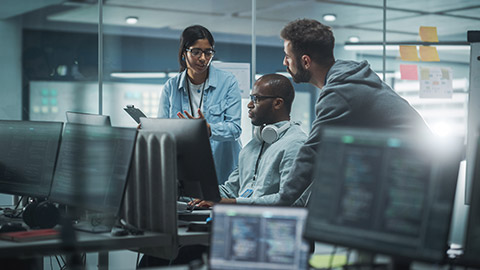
{"left": 325, "top": 60, "right": 382, "bottom": 88}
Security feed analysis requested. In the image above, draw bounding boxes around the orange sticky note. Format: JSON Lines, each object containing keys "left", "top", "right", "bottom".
{"left": 419, "top": 46, "right": 440, "bottom": 61}
{"left": 399, "top": 45, "right": 419, "bottom": 61}
{"left": 400, "top": 64, "right": 418, "bottom": 80}
{"left": 419, "top": 26, "right": 439, "bottom": 42}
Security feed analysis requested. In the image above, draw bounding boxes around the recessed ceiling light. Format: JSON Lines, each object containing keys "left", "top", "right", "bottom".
{"left": 125, "top": 16, "right": 139, "bottom": 25}
{"left": 348, "top": 36, "right": 360, "bottom": 43}
{"left": 322, "top": 14, "right": 336, "bottom": 22}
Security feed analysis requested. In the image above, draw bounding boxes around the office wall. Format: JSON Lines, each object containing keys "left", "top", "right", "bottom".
{"left": 0, "top": 17, "right": 22, "bottom": 205}
{"left": 0, "top": 17, "right": 22, "bottom": 120}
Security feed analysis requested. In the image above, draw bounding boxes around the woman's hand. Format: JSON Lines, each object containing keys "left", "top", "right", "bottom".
{"left": 177, "top": 109, "right": 212, "bottom": 136}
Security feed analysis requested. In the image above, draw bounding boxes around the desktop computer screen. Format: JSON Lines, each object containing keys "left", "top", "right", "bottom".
{"left": 49, "top": 123, "right": 137, "bottom": 215}
{"left": 304, "top": 127, "right": 462, "bottom": 266}
{"left": 209, "top": 204, "right": 310, "bottom": 270}
{"left": 66, "top": 111, "right": 111, "bottom": 126}
{"left": 140, "top": 118, "right": 221, "bottom": 202}
{"left": 0, "top": 120, "right": 63, "bottom": 198}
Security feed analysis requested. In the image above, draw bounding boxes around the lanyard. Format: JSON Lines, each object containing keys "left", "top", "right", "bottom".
{"left": 185, "top": 76, "right": 206, "bottom": 116}
{"left": 252, "top": 141, "right": 266, "bottom": 182}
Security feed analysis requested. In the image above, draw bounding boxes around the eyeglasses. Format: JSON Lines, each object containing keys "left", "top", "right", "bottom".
{"left": 186, "top": 48, "right": 215, "bottom": 58}
{"left": 249, "top": 95, "right": 283, "bottom": 104}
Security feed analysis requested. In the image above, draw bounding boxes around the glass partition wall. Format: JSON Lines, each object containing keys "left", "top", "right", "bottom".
{"left": 2, "top": 0, "right": 474, "bottom": 137}
{"left": 1, "top": 1, "right": 475, "bottom": 187}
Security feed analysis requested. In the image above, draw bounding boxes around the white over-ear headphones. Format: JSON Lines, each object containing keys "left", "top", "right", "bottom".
{"left": 254, "top": 121, "right": 291, "bottom": 144}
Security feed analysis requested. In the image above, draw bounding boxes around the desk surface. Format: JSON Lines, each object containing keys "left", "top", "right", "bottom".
{"left": 0, "top": 227, "right": 209, "bottom": 258}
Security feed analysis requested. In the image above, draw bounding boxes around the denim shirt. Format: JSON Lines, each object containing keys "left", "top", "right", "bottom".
{"left": 158, "top": 65, "right": 242, "bottom": 184}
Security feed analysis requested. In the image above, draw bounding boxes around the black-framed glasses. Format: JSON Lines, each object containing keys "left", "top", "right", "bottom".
{"left": 186, "top": 48, "right": 215, "bottom": 58}
{"left": 249, "top": 95, "right": 283, "bottom": 104}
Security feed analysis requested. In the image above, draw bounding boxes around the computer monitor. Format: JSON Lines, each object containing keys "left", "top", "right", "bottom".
{"left": 49, "top": 123, "right": 137, "bottom": 216}
{"left": 304, "top": 126, "right": 462, "bottom": 268}
{"left": 66, "top": 111, "right": 111, "bottom": 126}
{"left": 140, "top": 118, "right": 221, "bottom": 202}
{"left": 209, "top": 204, "right": 310, "bottom": 270}
{"left": 0, "top": 120, "right": 63, "bottom": 198}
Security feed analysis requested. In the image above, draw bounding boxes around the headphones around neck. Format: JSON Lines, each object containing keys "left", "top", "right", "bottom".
{"left": 254, "top": 121, "right": 292, "bottom": 144}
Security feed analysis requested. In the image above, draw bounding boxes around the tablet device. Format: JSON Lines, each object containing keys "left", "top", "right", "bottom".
{"left": 124, "top": 105, "right": 147, "bottom": 124}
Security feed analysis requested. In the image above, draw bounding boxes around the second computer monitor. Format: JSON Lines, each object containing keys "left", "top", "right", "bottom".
{"left": 0, "top": 120, "right": 63, "bottom": 198}
{"left": 304, "top": 126, "right": 462, "bottom": 267}
{"left": 49, "top": 123, "right": 137, "bottom": 216}
{"left": 140, "top": 118, "right": 221, "bottom": 202}
{"left": 66, "top": 111, "right": 111, "bottom": 126}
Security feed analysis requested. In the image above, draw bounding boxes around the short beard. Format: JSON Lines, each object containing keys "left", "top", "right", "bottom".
{"left": 287, "top": 63, "right": 311, "bottom": 83}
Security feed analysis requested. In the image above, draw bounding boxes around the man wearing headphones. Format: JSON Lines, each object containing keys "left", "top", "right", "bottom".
{"left": 192, "top": 73, "right": 307, "bottom": 207}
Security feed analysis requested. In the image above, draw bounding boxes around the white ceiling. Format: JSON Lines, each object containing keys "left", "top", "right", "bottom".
{"left": 3, "top": 0, "right": 479, "bottom": 60}
{"left": 38, "top": 0, "right": 479, "bottom": 42}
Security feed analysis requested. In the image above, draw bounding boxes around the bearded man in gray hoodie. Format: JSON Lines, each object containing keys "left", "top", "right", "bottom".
{"left": 277, "top": 19, "right": 431, "bottom": 206}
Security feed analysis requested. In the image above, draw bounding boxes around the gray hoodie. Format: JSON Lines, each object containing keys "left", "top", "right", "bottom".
{"left": 278, "top": 60, "right": 431, "bottom": 206}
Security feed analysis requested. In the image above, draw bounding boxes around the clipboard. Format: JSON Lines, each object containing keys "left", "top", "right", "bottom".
{"left": 124, "top": 105, "right": 147, "bottom": 124}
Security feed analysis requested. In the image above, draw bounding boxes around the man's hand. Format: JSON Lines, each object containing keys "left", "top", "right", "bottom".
{"left": 188, "top": 199, "right": 214, "bottom": 208}
{"left": 177, "top": 109, "right": 212, "bottom": 136}
{"left": 187, "top": 197, "right": 236, "bottom": 207}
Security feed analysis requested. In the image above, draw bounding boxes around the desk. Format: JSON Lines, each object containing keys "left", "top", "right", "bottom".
{"left": 0, "top": 228, "right": 209, "bottom": 269}
{"left": 178, "top": 227, "right": 209, "bottom": 246}
{"left": 0, "top": 230, "right": 169, "bottom": 258}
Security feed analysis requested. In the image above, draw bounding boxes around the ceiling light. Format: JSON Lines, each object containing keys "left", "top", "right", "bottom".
{"left": 125, "top": 16, "right": 139, "bottom": 25}
{"left": 110, "top": 72, "right": 166, "bottom": 79}
{"left": 343, "top": 42, "right": 470, "bottom": 51}
{"left": 322, "top": 14, "right": 336, "bottom": 22}
{"left": 348, "top": 36, "right": 360, "bottom": 43}
{"left": 344, "top": 45, "right": 398, "bottom": 51}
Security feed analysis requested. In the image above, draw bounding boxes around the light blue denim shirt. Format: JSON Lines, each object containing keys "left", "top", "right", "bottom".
{"left": 219, "top": 121, "right": 308, "bottom": 205}
{"left": 158, "top": 65, "right": 242, "bottom": 184}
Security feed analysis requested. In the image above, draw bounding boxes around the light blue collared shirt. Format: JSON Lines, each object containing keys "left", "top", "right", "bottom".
{"left": 158, "top": 65, "right": 242, "bottom": 184}
{"left": 219, "top": 121, "right": 308, "bottom": 205}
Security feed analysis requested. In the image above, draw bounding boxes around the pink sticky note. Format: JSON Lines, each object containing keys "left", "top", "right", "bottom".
{"left": 400, "top": 64, "right": 418, "bottom": 80}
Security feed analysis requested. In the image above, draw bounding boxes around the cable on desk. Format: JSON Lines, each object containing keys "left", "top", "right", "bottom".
{"left": 346, "top": 248, "right": 351, "bottom": 267}
{"left": 136, "top": 252, "right": 141, "bottom": 269}
{"left": 54, "top": 255, "right": 64, "bottom": 270}
{"left": 328, "top": 245, "right": 337, "bottom": 270}
{"left": 13, "top": 196, "right": 24, "bottom": 210}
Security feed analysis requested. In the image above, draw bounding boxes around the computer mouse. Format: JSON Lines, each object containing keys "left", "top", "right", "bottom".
{"left": 0, "top": 222, "right": 27, "bottom": 233}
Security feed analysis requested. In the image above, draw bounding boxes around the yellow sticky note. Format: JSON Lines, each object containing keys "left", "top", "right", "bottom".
{"left": 419, "top": 26, "right": 439, "bottom": 42}
{"left": 399, "top": 45, "right": 419, "bottom": 61}
{"left": 419, "top": 46, "right": 440, "bottom": 61}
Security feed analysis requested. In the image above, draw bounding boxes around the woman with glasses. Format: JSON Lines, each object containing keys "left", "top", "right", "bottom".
{"left": 158, "top": 25, "right": 242, "bottom": 185}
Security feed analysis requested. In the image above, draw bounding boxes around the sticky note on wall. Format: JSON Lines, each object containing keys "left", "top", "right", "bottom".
{"left": 419, "top": 26, "right": 439, "bottom": 42}
{"left": 400, "top": 64, "right": 418, "bottom": 80}
{"left": 419, "top": 46, "right": 440, "bottom": 61}
{"left": 399, "top": 45, "right": 419, "bottom": 61}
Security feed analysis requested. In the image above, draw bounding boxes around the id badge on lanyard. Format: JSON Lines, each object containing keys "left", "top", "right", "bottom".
{"left": 240, "top": 189, "right": 254, "bottom": 198}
